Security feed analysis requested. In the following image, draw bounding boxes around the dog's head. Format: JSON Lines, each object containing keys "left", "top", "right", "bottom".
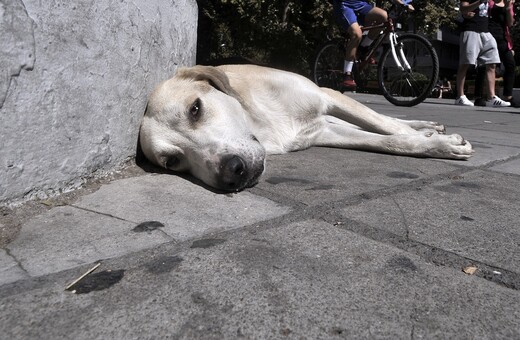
{"left": 139, "top": 65, "right": 266, "bottom": 192}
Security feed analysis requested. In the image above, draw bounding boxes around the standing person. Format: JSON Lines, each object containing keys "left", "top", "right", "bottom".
{"left": 332, "top": 0, "right": 414, "bottom": 90}
{"left": 473, "top": 0, "right": 518, "bottom": 107}
{"left": 455, "top": 0, "right": 511, "bottom": 107}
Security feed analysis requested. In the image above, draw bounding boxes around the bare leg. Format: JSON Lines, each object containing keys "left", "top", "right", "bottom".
{"left": 456, "top": 64, "right": 470, "bottom": 97}
{"left": 486, "top": 63, "right": 496, "bottom": 99}
{"left": 364, "top": 7, "right": 388, "bottom": 40}
{"left": 345, "top": 23, "right": 362, "bottom": 63}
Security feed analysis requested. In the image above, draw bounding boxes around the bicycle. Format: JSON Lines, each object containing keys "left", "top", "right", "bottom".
{"left": 312, "top": 5, "right": 439, "bottom": 107}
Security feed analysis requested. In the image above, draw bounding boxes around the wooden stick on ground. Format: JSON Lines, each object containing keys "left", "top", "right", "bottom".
{"left": 65, "top": 263, "right": 101, "bottom": 291}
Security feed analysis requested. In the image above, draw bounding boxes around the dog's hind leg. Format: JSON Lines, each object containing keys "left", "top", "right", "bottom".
{"left": 321, "top": 88, "right": 440, "bottom": 135}
{"left": 314, "top": 120, "right": 474, "bottom": 160}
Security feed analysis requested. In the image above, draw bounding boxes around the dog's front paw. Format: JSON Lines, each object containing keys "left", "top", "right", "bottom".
{"left": 442, "top": 134, "right": 474, "bottom": 159}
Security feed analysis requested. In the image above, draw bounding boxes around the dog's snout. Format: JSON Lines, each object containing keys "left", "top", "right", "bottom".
{"left": 219, "top": 155, "right": 248, "bottom": 190}
{"left": 228, "top": 155, "right": 246, "bottom": 176}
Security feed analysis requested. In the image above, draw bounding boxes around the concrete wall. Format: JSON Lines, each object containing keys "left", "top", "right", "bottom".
{"left": 0, "top": 0, "right": 198, "bottom": 205}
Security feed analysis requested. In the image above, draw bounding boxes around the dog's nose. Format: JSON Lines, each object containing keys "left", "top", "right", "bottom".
{"left": 219, "top": 155, "right": 248, "bottom": 190}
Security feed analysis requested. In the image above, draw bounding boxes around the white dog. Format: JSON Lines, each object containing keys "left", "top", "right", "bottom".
{"left": 139, "top": 65, "right": 473, "bottom": 191}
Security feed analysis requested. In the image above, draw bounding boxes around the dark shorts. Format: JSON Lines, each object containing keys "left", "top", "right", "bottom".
{"left": 333, "top": 0, "right": 374, "bottom": 30}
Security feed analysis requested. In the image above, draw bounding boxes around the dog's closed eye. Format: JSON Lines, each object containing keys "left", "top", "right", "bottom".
{"left": 165, "top": 155, "right": 180, "bottom": 169}
{"left": 159, "top": 151, "right": 188, "bottom": 172}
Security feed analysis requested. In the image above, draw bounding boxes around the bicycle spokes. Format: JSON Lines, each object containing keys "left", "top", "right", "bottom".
{"left": 378, "top": 34, "right": 439, "bottom": 107}
{"left": 313, "top": 42, "right": 345, "bottom": 90}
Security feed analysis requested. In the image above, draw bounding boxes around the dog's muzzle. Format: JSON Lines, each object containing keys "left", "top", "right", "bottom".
{"left": 217, "top": 155, "right": 264, "bottom": 191}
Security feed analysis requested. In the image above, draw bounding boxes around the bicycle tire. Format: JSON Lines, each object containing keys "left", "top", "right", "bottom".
{"left": 377, "top": 34, "right": 439, "bottom": 107}
{"left": 313, "top": 40, "right": 345, "bottom": 90}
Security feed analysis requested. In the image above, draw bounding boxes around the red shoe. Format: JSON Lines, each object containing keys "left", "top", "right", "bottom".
{"left": 366, "top": 57, "right": 377, "bottom": 65}
{"left": 341, "top": 73, "right": 357, "bottom": 91}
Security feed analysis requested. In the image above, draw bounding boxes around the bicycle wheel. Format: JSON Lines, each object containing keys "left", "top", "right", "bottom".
{"left": 377, "top": 34, "right": 439, "bottom": 107}
{"left": 313, "top": 40, "right": 344, "bottom": 90}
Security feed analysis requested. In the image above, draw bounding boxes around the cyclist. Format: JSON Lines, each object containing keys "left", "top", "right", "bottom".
{"left": 331, "top": 0, "right": 414, "bottom": 90}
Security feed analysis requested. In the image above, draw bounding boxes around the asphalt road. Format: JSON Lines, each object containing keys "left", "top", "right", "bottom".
{"left": 1, "top": 93, "right": 519, "bottom": 339}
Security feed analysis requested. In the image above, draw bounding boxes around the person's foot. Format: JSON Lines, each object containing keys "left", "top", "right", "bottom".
{"left": 504, "top": 98, "right": 520, "bottom": 108}
{"left": 455, "top": 95, "right": 474, "bottom": 106}
{"left": 358, "top": 45, "right": 377, "bottom": 64}
{"left": 341, "top": 73, "right": 357, "bottom": 91}
{"left": 474, "top": 97, "right": 486, "bottom": 107}
{"left": 485, "top": 95, "right": 511, "bottom": 107}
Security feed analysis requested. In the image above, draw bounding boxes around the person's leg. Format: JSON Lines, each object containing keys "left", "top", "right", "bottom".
{"left": 456, "top": 64, "right": 470, "bottom": 98}
{"left": 333, "top": 3, "right": 359, "bottom": 64}
{"left": 332, "top": 2, "right": 360, "bottom": 89}
{"left": 345, "top": 23, "right": 362, "bottom": 63}
{"left": 494, "top": 40, "right": 515, "bottom": 100}
{"left": 455, "top": 64, "right": 475, "bottom": 105}
{"left": 485, "top": 63, "right": 497, "bottom": 99}
{"left": 501, "top": 50, "right": 518, "bottom": 106}
{"left": 484, "top": 62, "right": 510, "bottom": 106}
{"left": 455, "top": 31, "right": 478, "bottom": 105}
{"left": 363, "top": 7, "right": 388, "bottom": 40}
{"left": 501, "top": 50, "right": 515, "bottom": 99}
{"left": 474, "top": 66, "right": 486, "bottom": 103}
{"left": 478, "top": 32, "right": 509, "bottom": 106}
{"left": 340, "top": 23, "right": 362, "bottom": 89}
{"left": 355, "top": 5, "right": 384, "bottom": 64}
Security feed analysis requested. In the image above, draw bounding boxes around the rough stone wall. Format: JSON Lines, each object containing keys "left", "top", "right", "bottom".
{"left": 0, "top": 0, "right": 198, "bottom": 205}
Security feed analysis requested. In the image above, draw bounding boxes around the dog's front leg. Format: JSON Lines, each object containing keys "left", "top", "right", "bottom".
{"left": 314, "top": 120, "right": 474, "bottom": 160}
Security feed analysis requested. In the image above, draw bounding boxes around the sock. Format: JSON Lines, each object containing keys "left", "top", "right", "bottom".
{"left": 360, "top": 37, "right": 373, "bottom": 47}
{"left": 344, "top": 61, "right": 354, "bottom": 73}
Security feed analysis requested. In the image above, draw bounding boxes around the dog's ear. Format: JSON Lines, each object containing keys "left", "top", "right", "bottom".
{"left": 176, "top": 66, "right": 245, "bottom": 106}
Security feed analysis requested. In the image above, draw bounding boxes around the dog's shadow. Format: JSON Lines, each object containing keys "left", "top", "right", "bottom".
{"left": 135, "top": 137, "right": 235, "bottom": 195}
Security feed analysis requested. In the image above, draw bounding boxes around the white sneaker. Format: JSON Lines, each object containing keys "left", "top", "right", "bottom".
{"left": 485, "top": 95, "right": 511, "bottom": 107}
{"left": 455, "top": 95, "right": 474, "bottom": 106}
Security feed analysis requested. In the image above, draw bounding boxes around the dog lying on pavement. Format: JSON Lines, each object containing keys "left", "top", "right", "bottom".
{"left": 139, "top": 65, "right": 473, "bottom": 192}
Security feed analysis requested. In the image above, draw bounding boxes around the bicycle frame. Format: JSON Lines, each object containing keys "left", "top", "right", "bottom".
{"left": 356, "top": 17, "right": 411, "bottom": 72}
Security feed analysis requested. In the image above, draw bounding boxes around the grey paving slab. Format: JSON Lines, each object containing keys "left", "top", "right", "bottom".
{"left": 259, "top": 147, "right": 462, "bottom": 205}
{"left": 491, "top": 157, "right": 520, "bottom": 175}
{"left": 0, "top": 249, "right": 28, "bottom": 286}
{"left": 6, "top": 206, "right": 172, "bottom": 277}
{"left": 453, "top": 127, "right": 520, "bottom": 148}
{"left": 435, "top": 138, "right": 520, "bottom": 167}
{"left": 352, "top": 93, "right": 520, "bottom": 133}
{"left": 1, "top": 221, "right": 518, "bottom": 339}
{"left": 451, "top": 112, "right": 520, "bottom": 134}
{"left": 340, "top": 169, "right": 520, "bottom": 273}
{"left": 74, "top": 174, "right": 291, "bottom": 241}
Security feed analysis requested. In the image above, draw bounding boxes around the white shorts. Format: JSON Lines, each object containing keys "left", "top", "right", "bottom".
{"left": 459, "top": 31, "right": 500, "bottom": 66}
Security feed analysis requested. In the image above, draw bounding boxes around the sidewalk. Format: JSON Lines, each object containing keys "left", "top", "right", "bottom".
{"left": 1, "top": 93, "right": 519, "bottom": 339}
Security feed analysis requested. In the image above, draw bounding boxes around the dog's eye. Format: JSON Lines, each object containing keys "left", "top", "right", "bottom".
{"left": 165, "top": 156, "right": 180, "bottom": 169}
{"left": 189, "top": 99, "right": 201, "bottom": 120}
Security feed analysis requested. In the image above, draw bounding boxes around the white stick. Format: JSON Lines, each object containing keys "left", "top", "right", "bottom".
{"left": 65, "top": 263, "right": 101, "bottom": 290}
